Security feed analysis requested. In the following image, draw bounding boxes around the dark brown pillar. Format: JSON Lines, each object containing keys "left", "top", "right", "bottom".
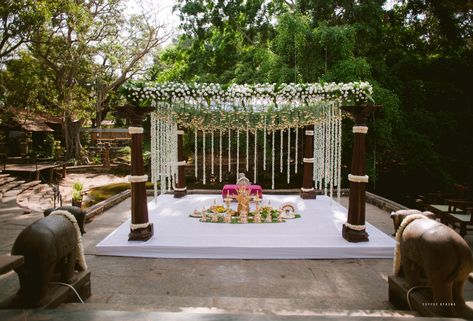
{"left": 174, "top": 127, "right": 187, "bottom": 198}
{"left": 342, "top": 104, "right": 380, "bottom": 242}
{"left": 300, "top": 126, "right": 316, "bottom": 199}
{"left": 116, "top": 105, "right": 154, "bottom": 241}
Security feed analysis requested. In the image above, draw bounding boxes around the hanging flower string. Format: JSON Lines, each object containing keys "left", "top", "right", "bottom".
{"left": 140, "top": 82, "right": 368, "bottom": 192}
{"left": 246, "top": 129, "right": 249, "bottom": 171}
{"left": 219, "top": 129, "right": 223, "bottom": 182}
{"left": 271, "top": 130, "right": 275, "bottom": 189}
{"left": 254, "top": 129, "right": 257, "bottom": 183}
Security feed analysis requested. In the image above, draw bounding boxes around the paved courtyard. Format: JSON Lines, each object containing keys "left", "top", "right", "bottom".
{"left": 1, "top": 183, "right": 473, "bottom": 317}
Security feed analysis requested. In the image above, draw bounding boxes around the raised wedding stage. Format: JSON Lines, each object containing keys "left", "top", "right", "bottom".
{"left": 96, "top": 195, "right": 396, "bottom": 259}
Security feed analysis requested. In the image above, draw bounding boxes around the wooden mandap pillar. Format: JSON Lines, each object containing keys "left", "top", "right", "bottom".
{"left": 300, "top": 126, "right": 316, "bottom": 199}
{"left": 174, "top": 127, "right": 187, "bottom": 198}
{"left": 342, "top": 104, "right": 379, "bottom": 243}
{"left": 116, "top": 105, "right": 154, "bottom": 241}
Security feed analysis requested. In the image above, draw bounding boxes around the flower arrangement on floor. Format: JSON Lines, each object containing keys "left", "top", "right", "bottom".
{"left": 189, "top": 186, "right": 300, "bottom": 224}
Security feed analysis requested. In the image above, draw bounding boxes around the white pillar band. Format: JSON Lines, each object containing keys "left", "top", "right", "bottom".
{"left": 303, "top": 157, "right": 314, "bottom": 163}
{"left": 176, "top": 130, "right": 184, "bottom": 135}
{"left": 177, "top": 160, "right": 187, "bottom": 166}
{"left": 130, "top": 222, "right": 150, "bottom": 231}
{"left": 352, "top": 126, "right": 368, "bottom": 134}
{"left": 174, "top": 187, "right": 187, "bottom": 192}
{"left": 300, "top": 187, "right": 315, "bottom": 192}
{"left": 127, "top": 174, "right": 148, "bottom": 183}
{"left": 128, "top": 127, "right": 144, "bottom": 134}
{"left": 305, "top": 130, "right": 314, "bottom": 136}
{"left": 344, "top": 222, "right": 366, "bottom": 231}
{"left": 348, "top": 174, "right": 369, "bottom": 183}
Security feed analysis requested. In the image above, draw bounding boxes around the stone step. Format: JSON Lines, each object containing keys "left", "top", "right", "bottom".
{"left": 32, "top": 184, "right": 49, "bottom": 194}
{"left": 0, "top": 180, "right": 24, "bottom": 201}
{"left": 61, "top": 298, "right": 419, "bottom": 317}
{"left": 0, "top": 173, "right": 10, "bottom": 179}
{"left": 31, "top": 306, "right": 429, "bottom": 321}
{"left": 0, "top": 177, "right": 15, "bottom": 187}
{"left": 18, "top": 180, "right": 42, "bottom": 193}
{"left": 15, "top": 183, "right": 54, "bottom": 213}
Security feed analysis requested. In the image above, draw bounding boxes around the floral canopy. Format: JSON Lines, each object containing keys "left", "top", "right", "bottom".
{"left": 122, "top": 81, "right": 374, "bottom": 198}
{"left": 121, "top": 81, "right": 373, "bottom": 131}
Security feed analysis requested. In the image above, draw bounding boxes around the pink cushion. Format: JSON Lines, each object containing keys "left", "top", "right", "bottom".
{"left": 222, "top": 184, "right": 263, "bottom": 198}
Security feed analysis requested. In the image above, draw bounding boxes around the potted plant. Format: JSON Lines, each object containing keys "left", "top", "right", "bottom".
{"left": 71, "top": 182, "right": 84, "bottom": 207}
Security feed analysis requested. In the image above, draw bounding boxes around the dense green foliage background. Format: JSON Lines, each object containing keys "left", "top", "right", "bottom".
{"left": 150, "top": 0, "right": 473, "bottom": 203}
{"left": 1, "top": 0, "right": 471, "bottom": 204}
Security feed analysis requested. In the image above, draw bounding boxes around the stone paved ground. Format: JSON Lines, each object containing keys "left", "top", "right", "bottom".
{"left": 1, "top": 182, "right": 473, "bottom": 316}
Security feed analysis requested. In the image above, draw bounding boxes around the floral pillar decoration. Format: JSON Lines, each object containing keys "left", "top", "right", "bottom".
{"left": 300, "top": 126, "right": 316, "bottom": 199}
{"left": 342, "top": 104, "right": 380, "bottom": 243}
{"left": 116, "top": 104, "right": 154, "bottom": 241}
{"left": 174, "top": 126, "right": 187, "bottom": 198}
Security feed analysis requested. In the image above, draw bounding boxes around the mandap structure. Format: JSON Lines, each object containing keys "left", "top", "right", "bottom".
{"left": 121, "top": 81, "right": 378, "bottom": 242}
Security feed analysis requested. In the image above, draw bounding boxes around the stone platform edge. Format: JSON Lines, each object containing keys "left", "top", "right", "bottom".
{"left": 85, "top": 188, "right": 408, "bottom": 222}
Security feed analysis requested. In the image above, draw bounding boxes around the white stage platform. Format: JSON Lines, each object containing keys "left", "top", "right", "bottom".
{"left": 96, "top": 195, "right": 395, "bottom": 259}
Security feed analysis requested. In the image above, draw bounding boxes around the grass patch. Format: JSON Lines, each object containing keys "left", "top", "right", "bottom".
{"left": 84, "top": 181, "right": 155, "bottom": 208}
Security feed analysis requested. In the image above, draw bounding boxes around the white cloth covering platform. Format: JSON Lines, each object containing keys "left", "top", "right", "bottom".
{"left": 96, "top": 195, "right": 395, "bottom": 259}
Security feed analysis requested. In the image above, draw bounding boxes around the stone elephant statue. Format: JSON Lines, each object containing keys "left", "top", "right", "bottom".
{"left": 11, "top": 209, "right": 87, "bottom": 306}
{"left": 393, "top": 213, "right": 473, "bottom": 318}
{"left": 390, "top": 209, "right": 436, "bottom": 234}
{"left": 44, "top": 206, "right": 86, "bottom": 235}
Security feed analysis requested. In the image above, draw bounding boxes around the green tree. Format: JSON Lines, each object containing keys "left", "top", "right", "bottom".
{"left": 3, "top": 0, "right": 169, "bottom": 159}
{"left": 0, "top": 0, "right": 50, "bottom": 61}
{"left": 150, "top": 0, "right": 473, "bottom": 201}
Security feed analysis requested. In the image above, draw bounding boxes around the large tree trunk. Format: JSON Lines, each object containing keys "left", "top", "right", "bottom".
{"left": 63, "top": 116, "right": 84, "bottom": 160}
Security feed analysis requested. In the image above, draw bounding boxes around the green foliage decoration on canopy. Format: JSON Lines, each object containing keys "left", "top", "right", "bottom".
{"left": 121, "top": 81, "right": 374, "bottom": 131}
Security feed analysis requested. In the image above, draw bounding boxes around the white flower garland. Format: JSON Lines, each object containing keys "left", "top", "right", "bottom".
{"left": 149, "top": 99, "right": 344, "bottom": 196}
{"left": 125, "top": 83, "right": 374, "bottom": 126}
{"left": 128, "top": 127, "right": 144, "bottom": 134}
{"left": 344, "top": 222, "right": 366, "bottom": 231}
{"left": 219, "top": 129, "right": 223, "bottom": 182}
{"left": 130, "top": 222, "right": 150, "bottom": 231}
{"left": 287, "top": 128, "right": 290, "bottom": 184}
{"left": 203, "top": 130, "right": 206, "bottom": 184}
{"left": 228, "top": 128, "right": 231, "bottom": 172}
{"left": 393, "top": 214, "right": 427, "bottom": 275}
{"left": 151, "top": 105, "right": 178, "bottom": 196}
{"left": 348, "top": 174, "right": 369, "bottom": 183}
{"left": 236, "top": 129, "right": 240, "bottom": 176}
{"left": 323, "top": 107, "right": 328, "bottom": 195}
{"left": 295, "top": 128, "right": 298, "bottom": 174}
{"left": 337, "top": 107, "right": 342, "bottom": 200}
{"left": 170, "top": 124, "right": 176, "bottom": 188}
{"left": 246, "top": 128, "right": 249, "bottom": 171}
{"left": 211, "top": 130, "right": 214, "bottom": 175}
{"left": 263, "top": 117, "right": 267, "bottom": 170}
{"left": 254, "top": 129, "right": 257, "bottom": 183}
{"left": 329, "top": 103, "right": 334, "bottom": 198}
{"left": 272, "top": 130, "right": 275, "bottom": 189}
{"left": 194, "top": 129, "right": 198, "bottom": 178}
{"left": 313, "top": 123, "right": 318, "bottom": 189}
{"left": 280, "top": 129, "right": 283, "bottom": 173}
{"left": 127, "top": 175, "right": 148, "bottom": 183}
{"left": 151, "top": 112, "right": 157, "bottom": 200}
{"left": 353, "top": 126, "right": 368, "bottom": 134}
